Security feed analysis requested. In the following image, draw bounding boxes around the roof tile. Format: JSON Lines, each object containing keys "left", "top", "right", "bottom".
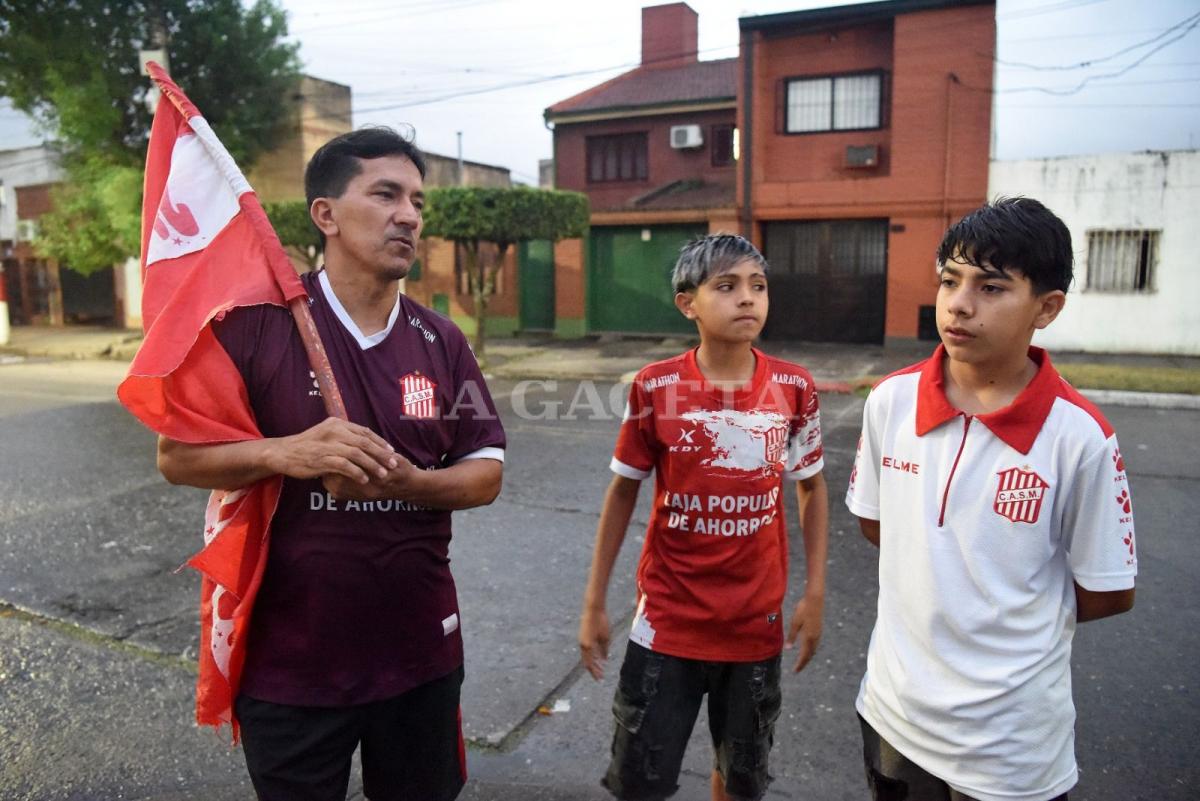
{"left": 547, "top": 58, "right": 737, "bottom": 116}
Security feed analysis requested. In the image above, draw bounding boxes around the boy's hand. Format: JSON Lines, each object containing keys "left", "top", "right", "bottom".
{"left": 785, "top": 592, "right": 824, "bottom": 672}
{"left": 579, "top": 607, "right": 611, "bottom": 680}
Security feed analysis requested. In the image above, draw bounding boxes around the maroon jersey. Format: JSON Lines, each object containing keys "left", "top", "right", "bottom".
{"left": 213, "top": 270, "right": 506, "bottom": 706}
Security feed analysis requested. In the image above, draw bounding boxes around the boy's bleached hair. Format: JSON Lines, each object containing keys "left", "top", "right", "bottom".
{"left": 671, "top": 234, "right": 768, "bottom": 293}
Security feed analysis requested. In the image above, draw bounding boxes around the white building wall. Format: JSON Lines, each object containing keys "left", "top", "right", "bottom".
{"left": 0, "top": 145, "right": 63, "bottom": 242}
{"left": 119, "top": 257, "right": 143, "bottom": 329}
{"left": 989, "top": 150, "right": 1200, "bottom": 355}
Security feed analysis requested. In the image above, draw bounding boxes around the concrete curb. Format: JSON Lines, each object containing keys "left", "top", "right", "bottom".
{"left": 489, "top": 368, "right": 1197, "bottom": 409}
{"left": 1079, "top": 388, "right": 1200, "bottom": 410}
{"left": 3, "top": 335, "right": 1198, "bottom": 410}
{"left": 0, "top": 339, "right": 142, "bottom": 362}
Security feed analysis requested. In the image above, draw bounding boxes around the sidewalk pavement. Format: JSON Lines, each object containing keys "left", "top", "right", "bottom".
{"left": 3, "top": 324, "right": 1199, "bottom": 409}
{"left": 0, "top": 325, "right": 145, "bottom": 363}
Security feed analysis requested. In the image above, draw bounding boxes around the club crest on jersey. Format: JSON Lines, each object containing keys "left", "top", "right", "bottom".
{"left": 993, "top": 467, "right": 1049, "bottom": 524}
{"left": 400, "top": 372, "right": 437, "bottom": 419}
{"left": 763, "top": 425, "right": 787, "bottom": 465}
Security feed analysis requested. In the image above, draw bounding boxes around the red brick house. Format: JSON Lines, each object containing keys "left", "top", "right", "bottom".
{"left": 740, "top": 0, "right": 994, "bottom": 342}
{"left": 546, "top": 3, "right": 739, "bottom": 335}
{"left": 545, "top": 0, "right": 995, "bottom": 342}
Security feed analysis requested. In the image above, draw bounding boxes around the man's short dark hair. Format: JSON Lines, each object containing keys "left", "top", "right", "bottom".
{"left": 936, "top": 197, "right": 1074, "bottom": 294}
{"left": 672, "top": 234, "right": 769, "bottom": 293}
{"left": 304, "top": 127, "right": 427, "bottom": 246}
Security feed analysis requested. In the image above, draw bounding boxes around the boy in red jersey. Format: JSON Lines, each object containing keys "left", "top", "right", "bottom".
{"left": 579, "top": 234, "right": 829, "bottom": 801}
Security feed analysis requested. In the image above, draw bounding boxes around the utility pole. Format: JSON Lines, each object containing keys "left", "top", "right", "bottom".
{"left": 0, "top": 181, "right": 8, "bottom": 344}
{"left": 456, "top": 131, "right": 464, "bottom": 186}
{"left": 139, "top": 4, "right": 169, "bottom": 110}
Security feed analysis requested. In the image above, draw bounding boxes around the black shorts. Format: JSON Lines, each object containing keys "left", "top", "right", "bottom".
{"left": 235, "top": 666, "right": 466, "bottom": 801}
{"left": 859, "top": 714, "right": 1068, "bottom": 801}
{"left": 603, "top": 641, "right": 782, "bottom": 801}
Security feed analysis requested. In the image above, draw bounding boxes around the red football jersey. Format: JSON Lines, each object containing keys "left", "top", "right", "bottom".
{"left": 612, "top": 348, "right": 824, "bottom": 661}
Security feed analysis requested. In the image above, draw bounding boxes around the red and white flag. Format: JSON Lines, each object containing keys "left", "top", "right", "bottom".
{"left": 117, "top": 63, "right": 306, "bottom": 740}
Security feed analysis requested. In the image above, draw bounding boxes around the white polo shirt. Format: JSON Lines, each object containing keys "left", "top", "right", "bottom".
{"left": 846, "top": 346, "right": 1137, "bottom": 801}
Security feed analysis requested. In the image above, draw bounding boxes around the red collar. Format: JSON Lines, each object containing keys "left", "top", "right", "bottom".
{"left": 916, "top": 345, "right": 1063, "bottom": 455}
{"left": 682, "top": 346, "right": 770, "bottom": 402}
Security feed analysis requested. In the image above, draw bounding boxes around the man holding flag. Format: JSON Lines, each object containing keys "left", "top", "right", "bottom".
{"left": 122, "top": 66, "right": 505, "bottom": 801}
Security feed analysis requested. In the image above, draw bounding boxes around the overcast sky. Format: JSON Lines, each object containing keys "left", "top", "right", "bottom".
{"left": 2, "top": 0, "right": 1198, "bottom": 184}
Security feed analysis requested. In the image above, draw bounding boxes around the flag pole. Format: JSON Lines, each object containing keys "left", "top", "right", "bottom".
{"left": 289, "top": 295, "right": 347, "bottom": 419}
{"left": 147, "top": 62, "right": 347, "bottom": 420}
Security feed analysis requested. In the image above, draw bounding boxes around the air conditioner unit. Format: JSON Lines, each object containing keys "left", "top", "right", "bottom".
{"left": 15, "top": 219, "right": 38, "bottom": 242}
{"left": 845, "top": 145, "right": 880, "bottom": 168}
{"left": 670, "top": 125, "right": 704, "bottom": 149}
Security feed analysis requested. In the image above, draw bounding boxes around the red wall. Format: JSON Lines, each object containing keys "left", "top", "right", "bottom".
{"left": 752, "top": 21, "right": 894, "bottom": 188}
{"left": 553, "top": 107, "right": 737, "bottom": 211}
{"left": 743, "top": 3, "right": 995, "bottom": 337}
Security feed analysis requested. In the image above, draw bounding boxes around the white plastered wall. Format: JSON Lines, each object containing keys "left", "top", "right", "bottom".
{"left": 989, "top": 150, "right": 1200, "bottom": 355}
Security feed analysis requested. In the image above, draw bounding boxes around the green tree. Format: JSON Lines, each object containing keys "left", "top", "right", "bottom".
{"left": 423, "top": 186, "right": 589, "bottom": 359}
{"left": 0, "top": 0, "right": 301, "bottom": 272}
{"left": 265, "top": 200, "right": 320, "bottom": 270}
{"left": 36, "top": 155, "right": 142, "bottom": 274}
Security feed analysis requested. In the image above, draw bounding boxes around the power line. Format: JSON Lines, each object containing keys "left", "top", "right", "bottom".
{"left": 995, "top": 10, "right": 1200, "bottom": 71}
{"left": 350, "top": 44, "right": 739, "bottom": 116}
{"left": 999, "top": 103, "right": 1200, "bottom": 108}
{"left": 997, "top": 0, "right": 1112, "bottom": 21}
{"left": 1006, "top": 25, "right": 1190, "bottom": 43}
{"left": 286, "top": 0, "right": 496, "bottom": 35}
{"left": 955, "top": 12, "right": 1200, "bottom": 96}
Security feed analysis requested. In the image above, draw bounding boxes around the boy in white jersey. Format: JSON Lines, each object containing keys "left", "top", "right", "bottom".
{"left": 846, "top": 197, "right": 1137, "bottom": 801}
{"left": 579, "top": 234, "right": 829, "bottom": 801}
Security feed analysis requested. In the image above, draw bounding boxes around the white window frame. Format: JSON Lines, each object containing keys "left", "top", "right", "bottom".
{"left": 785, "top": 71, "right": 883, "bottom": 134}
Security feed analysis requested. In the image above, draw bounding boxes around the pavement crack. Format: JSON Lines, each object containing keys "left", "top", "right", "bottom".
{"left": 501, "top": 497, "right": 649, "bottom": 529}
{"left": 113, "top": 614, "right": 185, "bottom": 641}
{"left": 503, "top": 497, "right": 592, "bottom": 516}
{"left": 0, "top": 601, "right": 196, "bottom": 674}
{"left": 467, "top": 606, "right": 637, "bottom": 754}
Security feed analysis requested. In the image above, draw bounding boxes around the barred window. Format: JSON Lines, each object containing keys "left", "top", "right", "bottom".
{"left": 1085, "top": 230, "right": 1158, "bottom": 293}
{"left": 786, "top": 72, "right": 882, "bottom": 133}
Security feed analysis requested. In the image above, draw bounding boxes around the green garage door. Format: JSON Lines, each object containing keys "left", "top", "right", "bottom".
{"left": 519, "top": 239, "right": 555, "bottom": 332}
{"left": 588, "top": 224, "right": 707, "bottom": 334}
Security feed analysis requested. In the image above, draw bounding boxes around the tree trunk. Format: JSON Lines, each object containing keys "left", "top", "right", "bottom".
{"left": 467, "top": 241, "right": 487, "bottom": 360}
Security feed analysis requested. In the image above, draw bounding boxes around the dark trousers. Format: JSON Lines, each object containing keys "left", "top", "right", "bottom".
{"left": 235, "top": 666, "right": 466, "bottom": 801}
{"left": 603, "top": 642, "right": 782, "bottom": 801}
{"left": 860, "top": 714, "right": 1068, "bottom": 801}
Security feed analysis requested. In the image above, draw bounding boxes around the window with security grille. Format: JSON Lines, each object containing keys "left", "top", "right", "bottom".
{"left": 786, "top": 72, "right": 882, "bottom": 133}
{"left": 1085, "top": 230, "right": 1158, "bottom": 293}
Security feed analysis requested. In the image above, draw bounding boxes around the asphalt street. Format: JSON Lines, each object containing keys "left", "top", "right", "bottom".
{"left": 0, "top": 356, "right": 1196, "bottom": 800}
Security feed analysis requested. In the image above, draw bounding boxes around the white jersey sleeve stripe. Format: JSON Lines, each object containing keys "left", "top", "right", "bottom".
{"left": 453, "top": 446, "right": 505, "bottom": 463}
{"left": 611, "top": 457, "right": 651, "bottom": 481}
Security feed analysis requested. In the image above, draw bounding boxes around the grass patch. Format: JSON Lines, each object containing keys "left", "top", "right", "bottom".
{"left": 852, "top": 363, "right": 1200, "bottom": 396}
{"left": 1056, "top": 363, "right": 1200, "bottom": 395}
